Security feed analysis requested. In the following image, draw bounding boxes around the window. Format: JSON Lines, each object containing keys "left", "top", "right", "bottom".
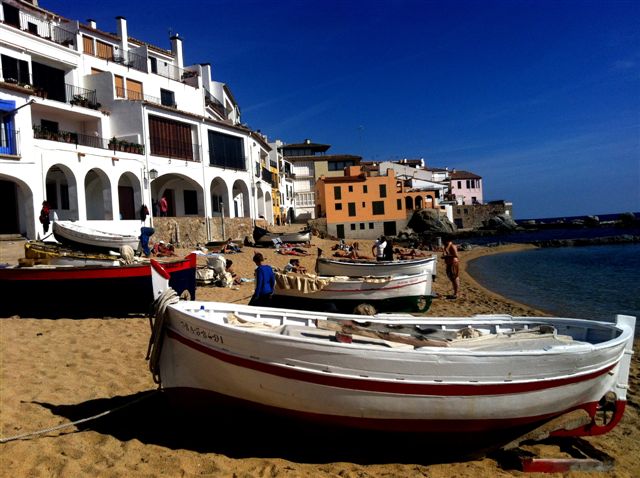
{"left": 379, "top": 184, "right": 387, "bottom": 198}
{"left": 82, "top": 35, "right": 94, "bottom": 55}
{"left": 457, "top": 181, "right": 462, "bottom": 189}
{"left": 348, "top": 185, "right": 353, "bottom": 192}
{"left": 335, "top": 203, "right": 342, "bottom": 210}
{"left": 96, "top": 40, "right": 113, "bottom": 60}
{"left": 363, "top": 185, "right": 368, "bottom": 193}
{"left": 336, "top": 224, "right": 345, "bottom": 238}
{"left": 27, "top": 23, "right": 38, "bottom": 34}
{"left": 350, "top": 224, "right": 356, "bottom": 230}
{"left": 348, "top": 202, "right": 356, "bottom": 216}
{"left": 362, "top": 202, "right": 365, "bottom": 207}
{"left": 372, "top": 201, "right": 385, "bottom": 215}
{"left": 0, "top": 100, "right": 17, "bottom": 155}
{"left": 126, "top": 78, "right": 143, "bottom": 100}
{"left": 114, "top": 75, "right": 125, "bottom": 98}
{"left": 149, "top": 115, "right": 193, "bottom": 160}
{"left": 359, "top": 223, "right": 365, "bottom": 230}
{"left": 208, "top": 131, "right": 245, "bottom": 170}
{"left": 328, "top": 160, "right": 356, "bottom": 171}
{"left": 369, "top": 223, "right": 374, "bottom": 229}
{"left": 149, "top": 57, "right": 157, "bottom": 74}
{"left": 1, "top": 55, "right": 30, "bottom": 84}
{"left": 397, "top": 198, "right": 402, "bottom": 209}
{"left": 41, "top": 119, "right": 59, "bottom": 133}
{"left": 160, "top": 89, "right": 176, "bottom": 107}
{"left": 334, "top": 186, "right": 341, "bottom": 200}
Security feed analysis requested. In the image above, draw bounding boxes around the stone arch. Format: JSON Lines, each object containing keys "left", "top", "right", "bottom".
{"left": 46, "top": 163, "right": 79, "bottom": 221}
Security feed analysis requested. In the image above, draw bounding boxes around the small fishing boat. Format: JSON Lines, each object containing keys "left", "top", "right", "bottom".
{"left": 272, "top": 269, "right": 434, "bottom": 313}
{"left": 253, "top": 226, "right": 311, "bottom": 246}
{"left": 0, "top": 253, "right": 197, "bottom": 318}
{"left": 316, "top": 254, "right": 438, "bottom": 279}
{"left": 146, "top": 276, "right": 636, "bottom": 436}
{"left": 53, "top": 220, "right": 140, "bottom": 253}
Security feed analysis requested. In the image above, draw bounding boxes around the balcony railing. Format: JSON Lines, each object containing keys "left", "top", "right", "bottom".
{"left": 204, "top": 88, "right": 225, "bottom": 117}
{"left": 115, "top": 86, "right": 160, "bottom": 104}
{"left": 261, "top": 167, "right": 274, "bottom": 185}
{"left": 7, "top": 9, "right": 76, "bottom": 47}
{"left": 33, "top": 125, "right": 144, "bottom": 154}
{"left": 153, "top": 63, "right": 199, "bottom": 84}
{"left": 65, "top": 84, "right": 100, "bottom": 109}
{"left": 111, "top": 49, "right": 147, "bottom": 73}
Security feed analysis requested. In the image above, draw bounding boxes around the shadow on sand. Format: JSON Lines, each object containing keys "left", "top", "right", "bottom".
{"left": 35, "top": 390, "right": 531, "bottom": 466}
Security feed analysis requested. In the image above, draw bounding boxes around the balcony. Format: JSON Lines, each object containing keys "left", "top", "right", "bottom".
{"left": 204, "top": 88, "right": 225, "bottom": 117}
{"left": 115, "top": 86, "right": 160, "bottom": 104}
{"left": 66, "top": 84, "right": 100, "bottom": 109}
{"left": 3, "top": 7, "right": 76, "bottom": 48}
{"left": 33, "top": 125, "right": 144, "bottom": 154}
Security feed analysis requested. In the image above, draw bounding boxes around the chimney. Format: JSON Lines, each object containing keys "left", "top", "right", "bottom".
{"left": 87, "top": 19, "right": 96, "bottom": 29}
{"left": 170, "top": 34, "right": 184, "bottom": 69}
{"left": 116, "top": 16, "right": 128, "bottom": 52}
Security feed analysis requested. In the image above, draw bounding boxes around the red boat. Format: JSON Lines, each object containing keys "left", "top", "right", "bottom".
{"left": 0, "top": 253, "right": 197, "bottom": 318}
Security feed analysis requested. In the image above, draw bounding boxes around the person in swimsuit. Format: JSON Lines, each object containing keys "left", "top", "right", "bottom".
{"left": 443, "top": 239, "right": 459, "bottom": 299}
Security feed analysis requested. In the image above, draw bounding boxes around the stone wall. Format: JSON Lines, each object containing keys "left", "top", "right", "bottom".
{"left": 452, "top": 202, "right": 513, "bottom": 229}
{"left": 151, "top": 217, "right": 255, "bottom": 247}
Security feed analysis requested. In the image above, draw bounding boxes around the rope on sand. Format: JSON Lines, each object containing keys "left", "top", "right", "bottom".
{"left": 0, "top": 389, "right": 159, "bottom": 444}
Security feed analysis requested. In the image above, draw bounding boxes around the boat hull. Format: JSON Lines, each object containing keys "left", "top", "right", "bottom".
{"left": 316, "top": 255, "right": 437, "bottom": 278}
{"left": 0, "top": 254, "right": 197, "bottom": 318}
{"left": 53, "top": 221, "right": 140, "bottom": 253}
{"left": 154, "top": 302, "right": 635, "bottom": 434}
{"left": 273, "top": 271, "right": 433, "bottom": 312}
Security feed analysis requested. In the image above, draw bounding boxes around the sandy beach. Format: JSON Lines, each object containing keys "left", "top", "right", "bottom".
{"left": 1, "top": 233, "right": 638, "bottom": 477}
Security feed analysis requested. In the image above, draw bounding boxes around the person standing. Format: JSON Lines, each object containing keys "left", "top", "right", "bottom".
{"left": 159, "top": 195, "right": 168, "bottom": 217}
{"left": 249, "top": 252, "right": 275, "bottom": 307}
{"left": 39, "top": 201, "right": 51, "bottom": 235}
{"left": 372, "top": 236, "right": 387, "bottom": 261}
{"left": 383, "top": 238, "right": 394, "bottom": 261}
{"left": 443, "top": 238, "right": 460, "bottom": 299}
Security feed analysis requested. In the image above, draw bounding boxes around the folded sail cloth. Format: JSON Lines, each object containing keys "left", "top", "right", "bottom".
{"left": 275, "top": 271, "right": 332, "bottom": 293}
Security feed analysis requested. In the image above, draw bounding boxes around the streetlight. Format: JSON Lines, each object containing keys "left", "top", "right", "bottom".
{"left": 220, "top": 200, "right": 225, "bottom": 240}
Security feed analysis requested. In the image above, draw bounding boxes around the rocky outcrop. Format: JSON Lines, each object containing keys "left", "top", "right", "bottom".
{"left": 483, "top": 213, "right": 519, "bottom": 231}
{"left": 407, "top": 209, "right": 457, "bottom": 235}
{"left": 531, "top": 235, "right": 640, "bottom": 248}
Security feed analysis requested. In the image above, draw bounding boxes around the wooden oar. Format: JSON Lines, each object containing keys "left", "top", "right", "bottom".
{"left": 317, "top": 319, "right": 451, "bottom": 348}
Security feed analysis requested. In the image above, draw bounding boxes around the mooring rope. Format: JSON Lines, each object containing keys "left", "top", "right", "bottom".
{"left": 146, "top": 287, "right": 180, "bottom": 384}
{"left": 0, "top": 389, "right": 159, "bottom": 444}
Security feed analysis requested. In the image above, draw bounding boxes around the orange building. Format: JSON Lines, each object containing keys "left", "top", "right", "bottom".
{"left": 316, "top": 165, "right": 439, "bottom": 239}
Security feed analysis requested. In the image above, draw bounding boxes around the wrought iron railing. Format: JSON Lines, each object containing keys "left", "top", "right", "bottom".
{"left": 8, "top": 9, "right": 76, "bottom": 47}
{"left": 65, "top": 84, "right": 99, "bottom": 109}
{"left": 33, "top": 125, "right": 144, "bottom": 154}
{"left": 204, "top": 88, "right": 225, "bottom": 117}
{"left": 114, "top": 86, "right": 160, "bottom": 104}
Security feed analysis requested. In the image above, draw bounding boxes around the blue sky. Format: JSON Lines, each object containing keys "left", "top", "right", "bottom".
{"left": 44, "top": 0, "right": 639, "bottom": 219}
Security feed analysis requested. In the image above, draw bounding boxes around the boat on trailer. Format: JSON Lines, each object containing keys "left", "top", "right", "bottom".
{"left": 147, "top": 266, "right": 635, "bottom": 436}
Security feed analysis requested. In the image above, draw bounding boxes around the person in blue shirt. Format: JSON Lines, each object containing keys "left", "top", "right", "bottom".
{"left": 249, "top": 252, "right": 275, "bottom": 307}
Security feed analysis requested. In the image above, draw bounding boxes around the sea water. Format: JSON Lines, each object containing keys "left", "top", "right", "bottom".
{"left": 466, "top": 243, "right": 640, "bottom": 328}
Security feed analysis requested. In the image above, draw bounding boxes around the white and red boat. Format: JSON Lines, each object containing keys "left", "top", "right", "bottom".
{"left": 272, "top": 269, "right": 434, "bottom": 313}
{"left": 315, "top": 254, "right": 438, "bottom": 279}
{"left": 147, "top": 277, "right": 635, "bottom": 436}
{"left": 0, "top": 253, "right": 197, "bottom": 318}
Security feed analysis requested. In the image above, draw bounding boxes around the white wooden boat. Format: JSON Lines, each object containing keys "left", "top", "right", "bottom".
{"left": 53, "top": 220, "right": 140, "bottom": 253}
{"left": 253, "top": 226, "right": 311, "bottom": 246}
{"left": 316, "top": 254, "right": 438, "bottom": 279}
{"left": 272, "top": 269, "right": 434, "bottom": 313}
{"left": 147, "top": 279, "right": 636, "bottom": 436}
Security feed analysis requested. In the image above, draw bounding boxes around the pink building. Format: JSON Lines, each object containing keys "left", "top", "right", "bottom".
{"left": 450, "top": 170, "right": 483, "bottom": 205}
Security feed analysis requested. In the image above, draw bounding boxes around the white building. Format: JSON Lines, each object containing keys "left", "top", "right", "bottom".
{"left": 0, "top": 0, "right": 274, "bottom": 239}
